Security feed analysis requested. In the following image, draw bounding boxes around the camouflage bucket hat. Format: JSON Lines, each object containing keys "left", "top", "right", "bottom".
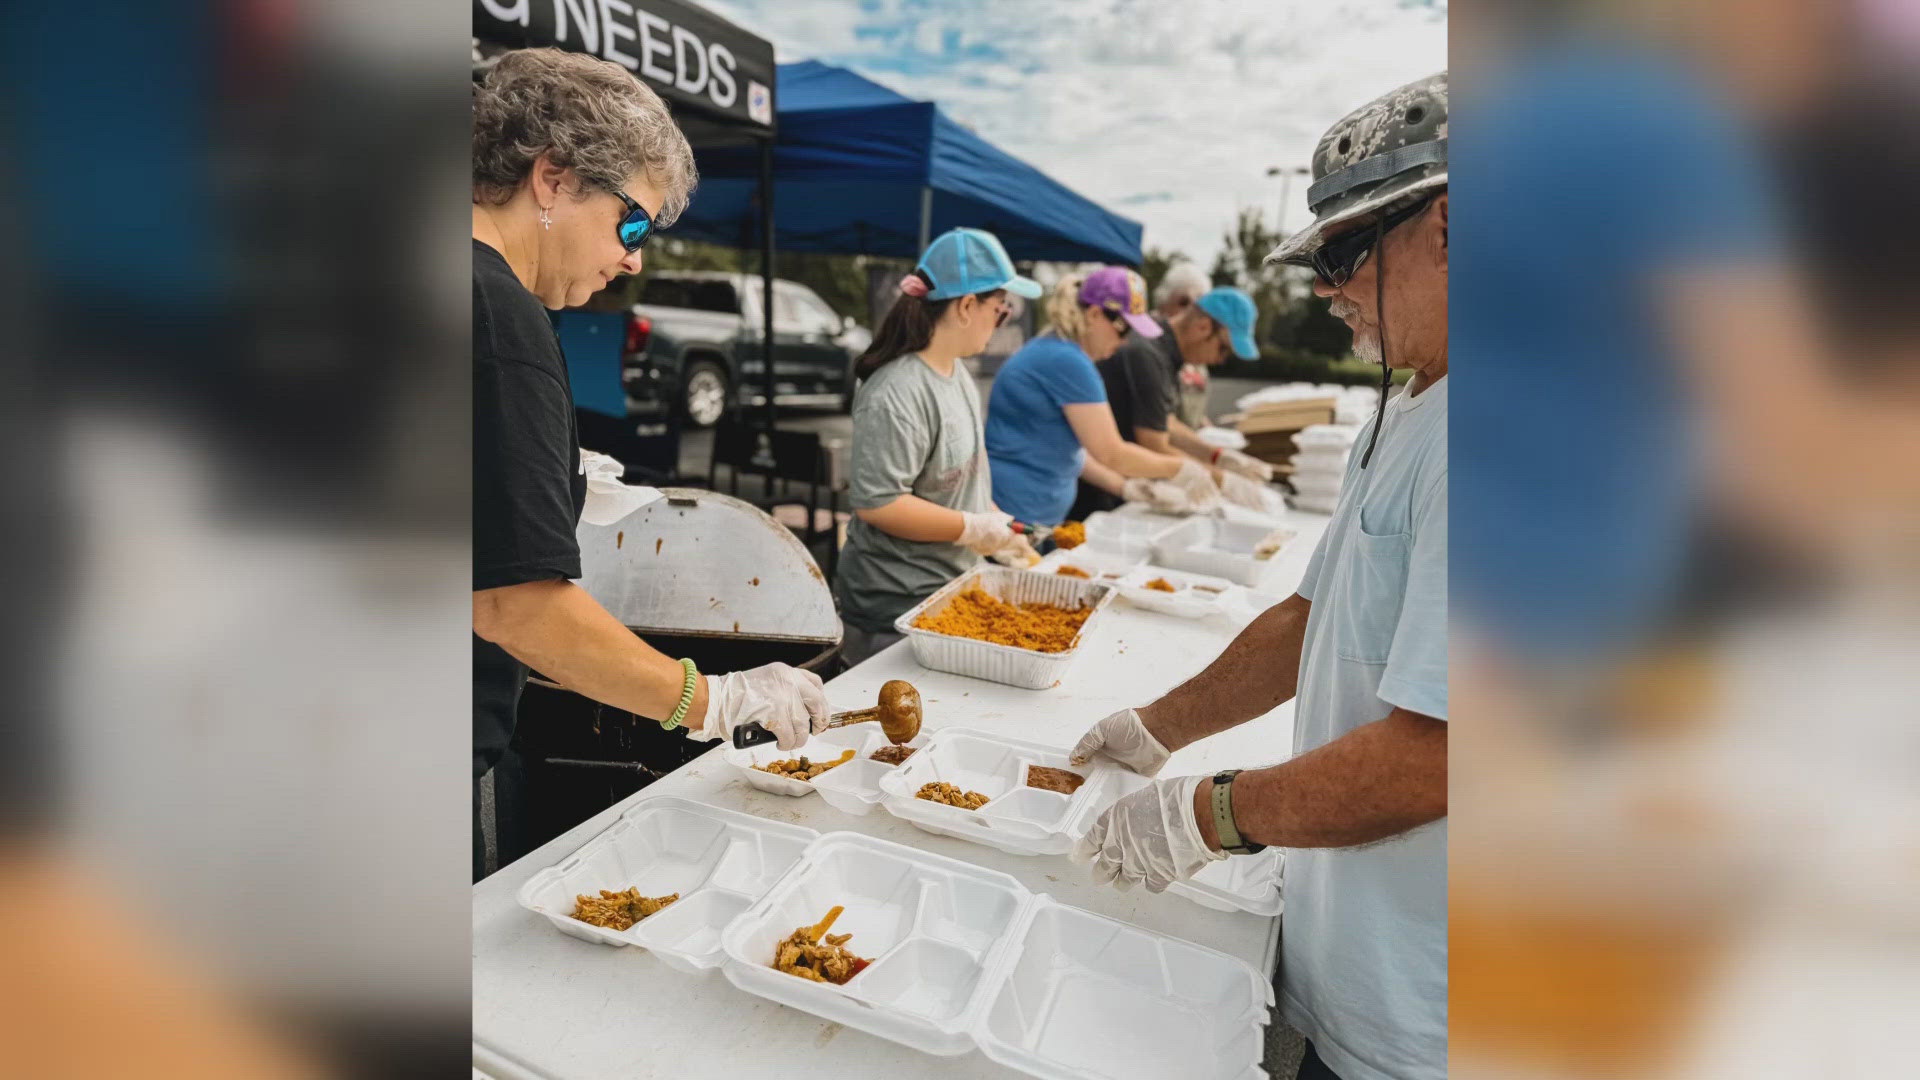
{"left": 1266, "top": 71, "right": 1448, "bottom": 267}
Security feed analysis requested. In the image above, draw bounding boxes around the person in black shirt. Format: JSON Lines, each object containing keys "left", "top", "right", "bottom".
{"left": 471, "top": 50, "right": 828, "bottom": 878}
{"left": 1071, "top": 282, "right": 1269, "bottom": 519}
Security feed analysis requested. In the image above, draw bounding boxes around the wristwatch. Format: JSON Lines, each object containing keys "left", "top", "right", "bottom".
{"left": 1209, "top": 770, "right": 1266, "bottom": 855}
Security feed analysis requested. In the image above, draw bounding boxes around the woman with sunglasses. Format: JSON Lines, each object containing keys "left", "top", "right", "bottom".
{"left": 985, "top": 268, "right": 1222, "bottom": 530}
{"left": 835, "top": 228, "right": 1045, "bottom": 664}
{"left": 469, "top": 49, "right": 828, "bottom": 878}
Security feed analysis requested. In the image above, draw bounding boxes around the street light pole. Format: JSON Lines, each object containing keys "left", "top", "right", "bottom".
{"left": 1265, "top": 165, "right": 1310, "bottom": 236}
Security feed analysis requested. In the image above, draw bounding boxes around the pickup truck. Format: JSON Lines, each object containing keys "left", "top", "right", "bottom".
{"left": 611, "top": 271, "right": 872, "bottom": 427}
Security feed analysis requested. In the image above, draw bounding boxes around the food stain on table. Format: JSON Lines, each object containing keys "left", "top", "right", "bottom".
{"left": 616, "top": 531, "right": 623, "bottom": 548}
{"left": 655, "top": 537, "right": 663, "bottom": 554}
{"left": 813, "top": 1022, "right": 843, "bottom": 1048}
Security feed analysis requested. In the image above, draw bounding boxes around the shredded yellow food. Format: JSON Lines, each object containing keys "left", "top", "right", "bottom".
{"left": 1055, "top": 565, "right": 1091, "bottom": 579}
{"left": 916, "top": 781, "right": 990, "bottom": 809}
{"left": 1145, "top": 577, "right": 1178, "bottom": 593}
{"left": 570, "top": 889, "right": 679, "bottom": 930}
{"left": 913, "top": 586, "right": 1093, "bottom": 653}
{"left": 1051, "top": 521, "right": 1086, "bottom": 549}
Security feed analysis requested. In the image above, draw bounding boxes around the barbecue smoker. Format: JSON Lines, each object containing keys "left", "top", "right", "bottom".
{"left": 513, "top": 488, "right": 842, "bottom": 847}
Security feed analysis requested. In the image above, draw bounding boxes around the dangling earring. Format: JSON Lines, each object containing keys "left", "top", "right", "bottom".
{"left": 540, "top": 206, "right": 552, "bottom": 230}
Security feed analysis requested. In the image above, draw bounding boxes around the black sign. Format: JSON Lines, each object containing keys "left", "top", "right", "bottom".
{"left": 474, "top": 0, "right": 777, "bottom": 134}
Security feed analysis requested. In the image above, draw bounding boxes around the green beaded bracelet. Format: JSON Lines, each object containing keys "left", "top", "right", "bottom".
{"left": 662, "top": 658, "right": 698, "bottom": 731}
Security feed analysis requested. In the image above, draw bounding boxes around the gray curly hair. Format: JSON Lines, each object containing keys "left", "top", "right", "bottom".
{"left": 473, "top": 48, "right": 697, "bottom": 226}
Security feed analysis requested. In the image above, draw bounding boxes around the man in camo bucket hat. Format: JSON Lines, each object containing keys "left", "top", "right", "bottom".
{"left": 1071, "top": 73, "right": 1449, "bottom": 1080}
{"left": 1272, "top": 71, "right": 1447, "bottom": 470}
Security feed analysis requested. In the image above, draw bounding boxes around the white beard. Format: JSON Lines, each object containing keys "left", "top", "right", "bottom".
{"left": 1352, "top": 331, "right": 1382, "bottom": 366}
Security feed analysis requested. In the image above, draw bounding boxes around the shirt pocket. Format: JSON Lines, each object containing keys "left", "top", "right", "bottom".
{"left": 1334, "top": 526, "right": 1411, "bottom": 664}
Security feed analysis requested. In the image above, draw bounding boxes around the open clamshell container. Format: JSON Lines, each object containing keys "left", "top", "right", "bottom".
{"left": 720, "top": 832, "right": 1273, "bottom": 1079}
{"left": 875, "top": 728, "right": 1121, "bottom": 857}
{"left": 1080, "top": 509, "right": 1182, "bottom": 561}
{"left": 724, "top": 724, "right": 926, "bottom": 804}
{"left": 894, "top": 566, "right": 1118, "bottom": 690}
{"left": 1114, "top": 565, "right": 1238, "bottom": 619}
{"left": 1033, "top": 546, "right": 1141, "bottom": 583}
{"left": 515, "top": 798, "right": 817, "bottom": 973}
{"left": 1151, "top": 517, "right": 1293, "bottom": 587}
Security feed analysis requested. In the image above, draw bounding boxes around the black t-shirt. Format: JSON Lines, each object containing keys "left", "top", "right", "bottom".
{"left": 1096, "top": 314, "right": 1182, "bottom": 442}
{"left": 473, "top": 238, "right": 587, "bottom": 778}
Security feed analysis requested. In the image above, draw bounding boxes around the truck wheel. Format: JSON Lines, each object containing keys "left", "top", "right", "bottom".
{"left": 681, "top": 361, "right": 728, "bottom": 428}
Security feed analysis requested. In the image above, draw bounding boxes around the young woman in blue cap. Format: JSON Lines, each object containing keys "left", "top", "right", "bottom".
{"left": 985, "top": 267, "right": 1222, "bottom": 528}
{"left": 834, "top": 228, "right": 1045, "bottom": 663}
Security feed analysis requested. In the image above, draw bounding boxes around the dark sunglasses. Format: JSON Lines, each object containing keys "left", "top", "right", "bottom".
{"left": 611, "top": 189, "right": 656, "bottom": 253}
{"left": 1308, "top": 196, "right": 1431, "bottom": 288}
{"left": 1106, "top": 310, "right": 1132, "bottom": 338}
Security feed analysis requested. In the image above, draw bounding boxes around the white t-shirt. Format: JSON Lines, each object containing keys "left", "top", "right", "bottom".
{"left": 1283, "top": 376, "right": 1448, "bottom": 1080}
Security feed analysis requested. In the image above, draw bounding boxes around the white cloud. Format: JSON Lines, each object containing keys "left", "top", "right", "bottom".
{"left": 704, "top": 0, "right": 1445, "bottom": 266}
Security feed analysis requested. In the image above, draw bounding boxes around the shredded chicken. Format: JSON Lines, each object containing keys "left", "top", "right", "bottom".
{"left": 772, "top": 905, "right": 872, "bottom": 985}
{"left": 1144, "top": 577, "right": 1179, "bottom": 593}
{"left": 1054, "top": 564, "right": 1091, "bottom": 579}
{"left": 1026, "top": 765, "right": 1087, "bottom": 795}
{"left": 916, "top": 781, "right": 991, "bottom": 810}
{"left": 753, "top": 748, "right": 855, "bottom": 781}
{"left": 570, "top": 889, "right": 679, "bottom": 931}
{"left": 1051, "top": 521, "right": 1087, "bottom": 549}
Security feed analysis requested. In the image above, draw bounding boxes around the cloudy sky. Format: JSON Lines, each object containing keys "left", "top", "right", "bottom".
{"left": 703, "top": 0, "right": 1446, "bottom": 266}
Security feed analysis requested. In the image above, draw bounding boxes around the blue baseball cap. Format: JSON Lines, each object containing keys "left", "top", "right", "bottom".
{"left": 916, "top": 228, "right": 1042, "bottom": 301}
{"left": 1195, "top": 286, "right": 1259, "bottom": 360}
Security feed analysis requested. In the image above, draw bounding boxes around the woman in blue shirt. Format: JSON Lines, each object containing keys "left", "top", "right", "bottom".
{"left": 986, "top": 268, "right": 1220, "bottom": 526}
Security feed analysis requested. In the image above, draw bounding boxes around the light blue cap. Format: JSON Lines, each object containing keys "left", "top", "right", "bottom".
{"left": 916, "top": 228, "right": 1043, "bottom": 301}
{"left": 1196, "top": 286, "right": 1260, "bottom": 360}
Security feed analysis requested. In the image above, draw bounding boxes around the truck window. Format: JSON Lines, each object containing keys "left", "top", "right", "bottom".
{"left": 639, "top": 278, "right": 739, "bottom": 314}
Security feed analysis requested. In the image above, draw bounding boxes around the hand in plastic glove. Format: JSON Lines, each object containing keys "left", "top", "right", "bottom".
{"left": 1121, "top": 477, "right": 1194, "bottom": 515}
{"left": 1069, "top": 707, "right": 1172, "bottom": 777}
{"left": 987, "top": 531, "right": 1041, "bottom": 568}
{"left": 1169, "top": 457, "right": 1223, "bottom": 511}
{"left": 1214, "top": 447, "right": 1275, "bottom": 483}
{"left": 957, "top": 510, "right": 1017, "bottom": 556}
{"left": 1072, "top": 774, "right": 1227, "bottom": 893}
{"left": 695, "top": 663, "right": 829, "bottom": 750}
{"left": 1217, "top": 471, "right": 1281, "bottom": 514}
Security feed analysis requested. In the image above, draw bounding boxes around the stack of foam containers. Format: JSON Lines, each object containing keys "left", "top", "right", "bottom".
{"left": 1288, "top": 423, "right": 1361, "bottom": 515}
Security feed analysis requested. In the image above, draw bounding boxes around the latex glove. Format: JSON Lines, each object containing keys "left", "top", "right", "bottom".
{"left": 1121, "top": 477, "right": 1194, "bottom": 515}
{"left": 1214, "top": 448, "right": 1275, "bottom": 483}
{"left": 1073, "top": 774, "right": 1227, "bottom": 893}
{"left": 1169, "top": 457, "right": 1223, "bottom": 511}
{"left": 957, "top": 510, "right": 1017, "bottom": 556}
{"left": 1217, "top": 471, "right": 1283, "bottom": 515}
{"left": 695, "top": 663, "right": 829, "bottom": 750}
{"left": 987, "top": 531, "right": 1041, "bottom": 568}
{"left": 1069, "top": 707, "right": 1172, "bottom": 777}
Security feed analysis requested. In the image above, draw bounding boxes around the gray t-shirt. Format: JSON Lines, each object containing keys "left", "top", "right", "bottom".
{"left": 1284, "top": 377, "right": 1448, "bottom": 1080}
{"left": 834, "top": 355, "right": 993, "bottom": 632}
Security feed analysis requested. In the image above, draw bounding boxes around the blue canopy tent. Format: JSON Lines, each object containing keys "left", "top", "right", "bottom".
{"left": 675, "top": 60, "right": 1144, "bottom": 265}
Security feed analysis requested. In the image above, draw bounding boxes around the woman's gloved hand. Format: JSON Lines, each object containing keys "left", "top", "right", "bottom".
{"left": 1169, "top": 457, "right": 1224, "bottom": 511}
{"left": 1217, "top": 471, "right": 1285, "bottom": 516}
{"left": 987, "top": 531, "right": 1042, "bottom": 568}
{"left": 957, "top": 510, "right": 1018, "bottom": 556}
{"left": 1121, "top": 477, "right": 1195, "bottom": 515}
{"left": 1214, "top": 447, "right": 1275, "bottom": 483}
{"left": 695, "top": 663, "right": 830, "bottom": 750}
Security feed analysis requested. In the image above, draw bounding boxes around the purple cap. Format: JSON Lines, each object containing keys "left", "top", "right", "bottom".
{"left": 1078, "top": 267, "right": 1162, "bottom": 338}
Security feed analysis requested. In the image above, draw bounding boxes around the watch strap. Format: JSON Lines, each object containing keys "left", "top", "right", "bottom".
{"left": 1210, "top": 770, "right": 1265, "bottom": 855}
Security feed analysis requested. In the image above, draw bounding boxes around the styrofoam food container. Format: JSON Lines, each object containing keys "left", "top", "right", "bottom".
{"left": 894, "top": 566, "right": 1117, "bottom": 690}
{"left": 1033, "top": 546, "right": 1139, "bottom": 582}
{"left": 515, "top": 797, "right": 816, "bottom": 973}
{"left": 1115, "top": 565, "right": 1237, "bottom": 618}
{"left": 807, "top": 727, "right": 929, "bottom": 817}
{"left": 875, "top": 728, "right": 1121, "bottom": 857}
{"left": 1080, "top": 509, "right": 1181, "bottom": 561}
{"left": 723, "top": 724, "right": 888, "bottom": 798}
{"left": 1152, "top": 516, "right": 1292, "bottom": 587}
{"left": 719, "top": 831, "right": 1273, "bottom": 1078}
